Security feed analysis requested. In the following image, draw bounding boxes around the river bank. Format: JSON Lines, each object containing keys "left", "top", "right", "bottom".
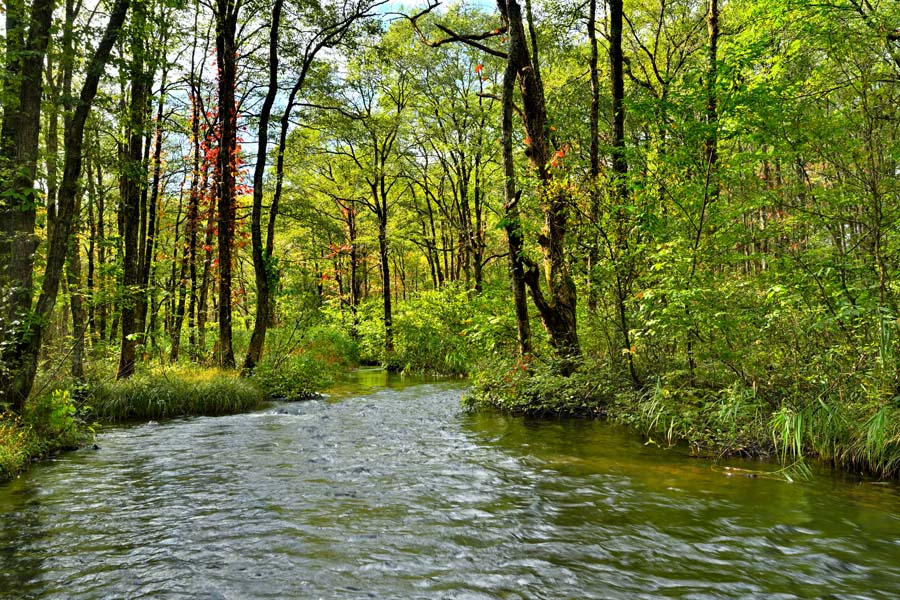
{"left": 0, "top": 360, "right": 328, "bottom": 482}
{"left": 465, "top": 356, "right": 900, "bottom": 479}
{"left": 5, "top": 354, "right": 899, "bottom": 484}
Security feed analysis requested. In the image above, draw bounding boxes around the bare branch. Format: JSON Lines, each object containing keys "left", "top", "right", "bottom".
{"left": 477, "top": 92, "right": 522, "bottom": 118}
{"left": 398, "top": 0, "right": 509, "bottom": 59}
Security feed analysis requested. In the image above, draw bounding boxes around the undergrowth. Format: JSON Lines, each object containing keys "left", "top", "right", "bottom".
{"left": 463, "top": 355, "right": 611, "bottom": 416}
{"left": 0, "top": 389, "right": 90, "bottom": 480}
{"left": 465, "top": 356, "right": 900, "bottom": 478}
{"left": 249, "top": 325, "right": 358, "bottom": 398}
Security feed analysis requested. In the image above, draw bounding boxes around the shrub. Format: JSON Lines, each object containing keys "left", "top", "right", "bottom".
{"left": 464, "top": 355, "right": 611, "bottom": 416}
{"left": 354, "top": 283, "right": 515, "bottom": 376}
{"left": 0, "top": 414, "right": 35, "bottom": 481}
{"left": 24, "top": 388, "right": 83, "bottom": 442}
{"left": 249, "top": 324, "right": 358, "bottom": 398}
{"left": 0, "top": 389, "right": 91, "bottom": 481}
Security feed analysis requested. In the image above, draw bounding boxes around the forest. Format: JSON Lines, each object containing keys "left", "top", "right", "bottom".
{"left": 1, "top": 0, "right": 900, "bottom": 480}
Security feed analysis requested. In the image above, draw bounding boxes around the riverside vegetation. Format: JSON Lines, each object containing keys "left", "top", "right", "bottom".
{"left": 2, "top": 0, "right": 900, "bottom": 480}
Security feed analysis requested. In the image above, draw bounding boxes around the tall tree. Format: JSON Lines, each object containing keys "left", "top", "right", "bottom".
{"left": 407, "top": 0, "right": 581, "bottom": 368}
{"left": 318, "top": 41, "right": 414, "bottom": 357}
{"left": 242, "top": 0, "right": 284, "bottom": 372}
{"left": 500, "top": 0, "right": 580, "bottom": 369}
{"left": 608, "top": 0, "right": 639, "bottom": 385}
{"left": 0, "top": 0, "right": 54, "bottom": 411}
{"left": 213, "top": 0, "right": 240, "bottom": 368}
{"left": 1, "top": 0, "right": 132, "bottom": 408}
{"left": 118, "top": 0, "right": 151, "bottom": 379}
{"left": 243, "top": 0, "right": 382, "bottom": 372}
{"left": 585, "top": 0, "right": 601, "bottom": 315}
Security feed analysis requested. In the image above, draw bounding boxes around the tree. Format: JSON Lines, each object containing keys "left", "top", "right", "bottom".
{"left": 243, "top": 0, "right": 383, "bottom": 372}
{"left": 118, "top": 0, "right": 152, "bottom": 379}
{"left": 407, "top": 0, "right": 581, "bottom": 369}
{"left": 500, "top": 0, "right": 581, "bottom": 368}
{"left": 0, "top": 0, "right": 54, "bottom": 410}
{"left": 213, "top": 0, "right": 240, "bottom": 368}
{"left": 1, "top": 0, "right": 132, "bottom": 408}
{"left": 317, "top": 39, "right": 415, "bottom": 357}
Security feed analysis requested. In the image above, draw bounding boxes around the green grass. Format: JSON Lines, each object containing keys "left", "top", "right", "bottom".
{"left": 87, "top": 365, "right": 267, "bottom": 422}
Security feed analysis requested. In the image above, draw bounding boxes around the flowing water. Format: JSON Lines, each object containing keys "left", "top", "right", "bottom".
{"left": 2, "top": 371, "right": 899, "bottom": 599}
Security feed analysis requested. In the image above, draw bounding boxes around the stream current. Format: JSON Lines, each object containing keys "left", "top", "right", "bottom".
{"left": 1, "top": 371, "right": 899, "bottom": 599}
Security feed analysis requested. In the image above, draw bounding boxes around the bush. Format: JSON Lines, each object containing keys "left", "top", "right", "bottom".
{"left": 354, "top": 283, "right": 516, "bottom": 376}
{"left": 249, "top": 324, "right": 358, "bottom": 398}
{"left": 464, "top": 355, "right": 611, "bottom": 416}
{"left": 0, "top": 415, "right": 35, "bottom": 481}
{"left": 24, "top": 388, "right": 83, "bottom": 441}
{"left": 0, "top": 388, "right": 91, "bottom": 481}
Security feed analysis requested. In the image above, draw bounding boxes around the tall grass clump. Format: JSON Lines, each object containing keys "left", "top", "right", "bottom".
{"left": 767, "top": 398, "right": 900, "bottom": 478}
{"left": 604, "top": 379, "right": 770, "bottom": 455}
{"left": 88, "top": 365, "right": 266, "bottom": 422}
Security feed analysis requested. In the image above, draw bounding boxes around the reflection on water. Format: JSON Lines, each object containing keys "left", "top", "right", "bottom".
{"left": 1, "top": 374, "right": 899, "bottom": 599}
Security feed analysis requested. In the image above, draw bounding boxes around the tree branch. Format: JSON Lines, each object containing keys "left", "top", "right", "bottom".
{"left": 399, "top": 1, "right": 509, "bottom": 59}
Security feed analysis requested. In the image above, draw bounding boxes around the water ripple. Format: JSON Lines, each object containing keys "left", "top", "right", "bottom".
{"left": 1, "top": 378, "right": 899, "bottom": 599}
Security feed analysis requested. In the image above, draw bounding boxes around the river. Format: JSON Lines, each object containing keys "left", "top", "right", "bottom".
{"left": 1, "top": 371, "right": 899, "bottom": 598}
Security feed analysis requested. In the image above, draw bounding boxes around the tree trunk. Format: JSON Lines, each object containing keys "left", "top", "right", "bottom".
{"left": 117, "top": 3, "right": 148, "bottom": 380}
{"left": 0, "top": 0, "right": 54, "bottom": 411}
{"left": 197, "top": 192, "right": 216, "bottom": 358}
{"left": 500, "top": 0, "right": 579, "bottom": 368}
{"left": 2, "top": 0, "right": 130, "bottom": 406}
{"left": 608, "top": 0, "right": 639, "bottom": 385}
{"left": 243, "top": 0, "right": 283, "bottom": 373}
{"left": 170, "top": 186, "right": 190, "bottom": 362}
{"left": 67, "top": 201, "right": 86, "bottom": 380}
{"left": 348, "top": 206, "right": 362, "bottom": 335}
{"left": 683, "top": 0, "right": 720, "bottom": 381}
{"left": 214, "top": 0, "right": 238, "bottom": 369}
{"left": 586, "top": 0, "right": 601, "bottom": 315}
{"left": 705, "top": 0, "right": 719, "bottom": 192}
{"left": 138, "top": 63, "right": 167, "bottom": 343}
{"left": 86, "top": 147, "right": 98, "bottom": 345}
{"left": 378, "top": 206, "right": 394, "bottom": 355}
{"left": 94, "top": 137, "right": 108, "bottom": 342}
{"left": 498, "top": 2, "right": 532, "bottom": 357}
